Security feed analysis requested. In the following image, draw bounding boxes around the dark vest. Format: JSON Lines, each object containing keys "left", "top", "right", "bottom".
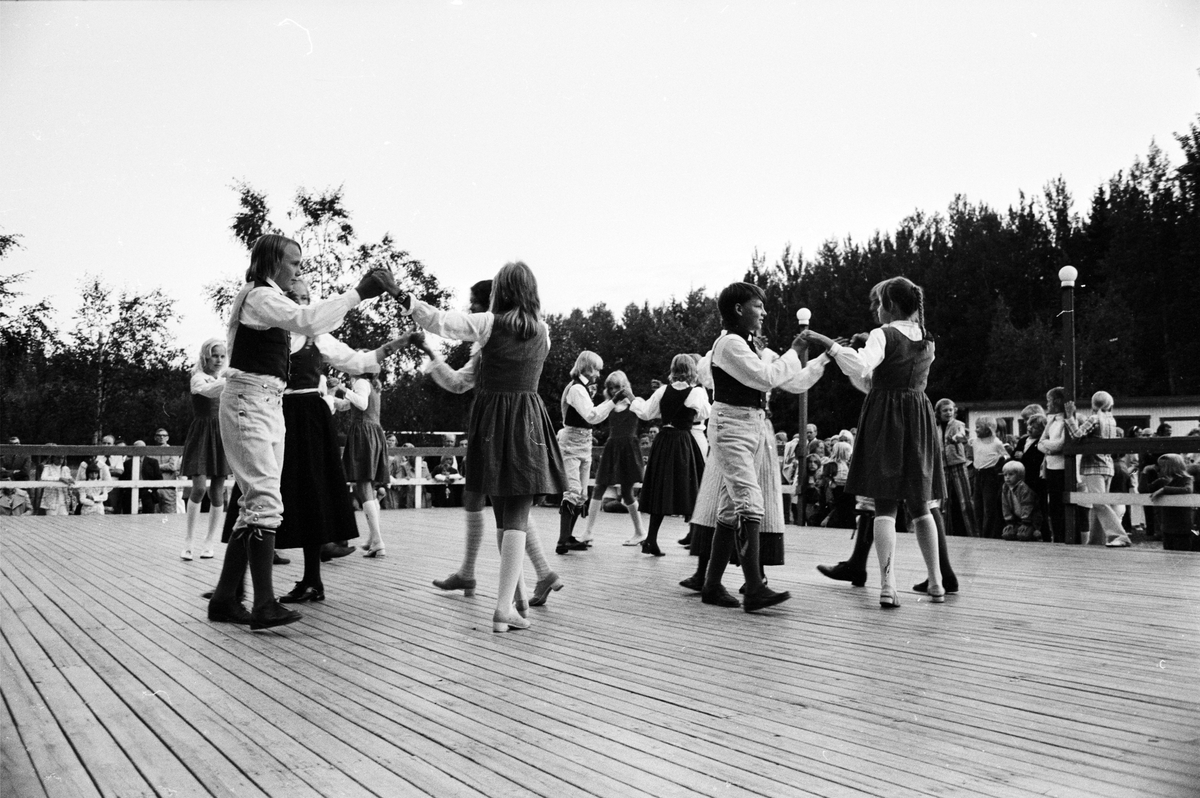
{"left": 561, "top": 377, "right": 596, "bottom": 428}
{"left": 287, "top": 339, "right": 323, "bottom": 391}
{"left": 229, "top": 280, "right": 290, "bottom": 382}
{"left": 711, "top": 333, "right": 765, "bottom": 408}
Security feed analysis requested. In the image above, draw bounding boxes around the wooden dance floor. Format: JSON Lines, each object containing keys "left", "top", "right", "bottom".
{"left": 2, "top": 509, "right": 1198, "bottom": 797}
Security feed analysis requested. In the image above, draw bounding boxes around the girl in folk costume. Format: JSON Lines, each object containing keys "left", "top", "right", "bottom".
{"left": 579, "top": 370, "right": 644, "bottom": 546}
{"left": 402, "top": 261, "right": 568, "bottom": 632}
{"left": 627, "top": 354, "right": 710, "bottom": 556}
{"left": 935, "top": 398, "right": 977, "bottom": 538}
{"left": 336, "top": 369, "right": 391, "bottom": 557}
{"left": 804, "top": 275, "right": 948, "bottom": 608}
{"left": 555, "top": 351, "right": 616, "bottom": 554}
{"left": 695, "top": 282, "right": 826, "bottom": 613}
{"left": 180, "top": 338, "right": 229, "bottom": 560}
{"left": 206, "top": 234, "right": 399, "bottom": 631}
{"left": 422, "top": 280, "right": 564, "bottom": 610}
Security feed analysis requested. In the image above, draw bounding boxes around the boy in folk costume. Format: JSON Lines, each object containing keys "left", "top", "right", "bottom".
{"left": 556, "top": 351, "right": 616, "bottom": 554}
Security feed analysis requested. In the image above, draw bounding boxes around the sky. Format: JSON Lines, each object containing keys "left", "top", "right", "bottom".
{"left": 2, "top": 0, "right": 1198, "bottom": 357}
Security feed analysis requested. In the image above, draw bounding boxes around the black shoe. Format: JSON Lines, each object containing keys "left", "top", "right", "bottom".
{"left": 208, "top": 602, "right": 252, "bottom": 625}
{"left": 913, "top": 578, "right": 959, "bottom": 594}
{"left": 743, "top": 586, "right": 791, "bottom": 613}
{"left": 555, "top": 537, "right": 588, "bottom": 554}
{"left": 641, "top": 541, "right": 665, "bottom": 557}
{"left": 279, "top": 582, "right": 325, "bottom": 604}
{"left": 273, "top": 553, "right": 291, "bottom": 565}
{"left": 816, "top": 561, "right": 867, "bottom": 587}
{"left": 679, "top": 574, "right": 704, "bottom": 592}
{"left": 250, "top": 600, "right": 302, "bottom": 630}
{"left": 738, "top": 577, "right": 768, "bottom": 594}
{"left": 678, "top": 534, "right": 693, "bottom": 546}
{"left": 700, "top": 586, "right": 741, "bottom": 608}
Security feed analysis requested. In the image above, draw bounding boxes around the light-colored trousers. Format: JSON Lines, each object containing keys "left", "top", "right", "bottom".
{"left": 557, "top": 426, "right": 592, "bottom": 507}
{"left": 710, "top": 403, "right": 775, "bottom": 526}
{"left": 220, "top": 373, "right": 286, "bottom": 531}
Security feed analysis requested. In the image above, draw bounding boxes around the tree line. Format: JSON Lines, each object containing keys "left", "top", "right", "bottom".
{"left": 2, "top": 116, "right": 1197, "bottom": 444}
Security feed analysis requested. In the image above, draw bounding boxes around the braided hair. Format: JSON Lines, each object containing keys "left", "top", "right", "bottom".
{"left": 873, "top": 276, "right": 930, "bottom": 341}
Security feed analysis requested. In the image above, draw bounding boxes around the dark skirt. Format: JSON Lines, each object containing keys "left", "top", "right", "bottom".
{"left": 222, "top": 393, "right": 359, "bottom": 549}
{"left": 845, "top": 388, "right": 946, "bottom": 504}
{"left": 638, "top": 427, "right": 703, "bottom": 516}
{"left": 595, "top": 435, "right": 644, "bottom": 486}
{"left": 180, "top": 415, "right": 228, "bottom": 477}
{"left": 342, "top": 420, "right": 389, "bottom": 484}
{"left": 466, "top": 390, "right": 567, "bottom": 497}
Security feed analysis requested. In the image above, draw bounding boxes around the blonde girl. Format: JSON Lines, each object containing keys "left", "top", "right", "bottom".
{"left": 180, "top": 337, "right": 229, "bottom": 560}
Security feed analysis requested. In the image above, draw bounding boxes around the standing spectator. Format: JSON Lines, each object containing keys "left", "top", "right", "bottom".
{"left": 381, "top": 433, "right": 404, "bottom": 510}
{"left": 935, "top": 399, "right": 976, "bottom": 537}
{"left": 37, "top": 445, "right": 74, "bottom": 516}
{"left": 972, "top": 415, "right": 1008, "bottom": 538}
{"left": 153, "top": 428, "right": 181, "bottom": 513}
{"left": 77, "top": 464, "right": 109, "bottom": 516}
{"left": 1065, "top": 391, "right": 1127, "bottom": 547}
{"left": 1038, "top": 387, "right": 1070, "bottom": 543}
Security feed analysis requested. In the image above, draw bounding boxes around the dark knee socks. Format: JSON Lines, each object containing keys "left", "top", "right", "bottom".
{"left": 646, "top": 514, "right": 664, "bottom": 546}
{"left": 247, "top": 528, "right": 278, "bottom": 611}
{"left": 736, "top": 518, "right": 766, "bottom": 593}
{"left": 848, "top": 512, "right": 875, "bottom": 570}
{"left": 302, "top": 543, "right": 323, "bottom": 590}
{"left": 930, "top": 507, "right": 957, "bottom": 586}
{"left": 703, "top": 521, "right": 737, "bottom": 591}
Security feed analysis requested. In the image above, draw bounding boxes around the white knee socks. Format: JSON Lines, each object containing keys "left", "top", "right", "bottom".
{"left": 582, "top": 498, "right": 604, "bottom": 539}
{"left": 625, "top": 500, "right": 645, "bottom": 543}
{"left": 496, "top": 529, "right": 527, "bottom": 616}
{"left": 912, "top": 514, "right": 942, "bottom": 593}
{"left": 363, "top": 499, "right": 383, "bottom": 549}
{"left": 184, "top": 499, "right": 202, "bottom": 550}
{"left": 203, "top": 505, "right": 225, "bottom": 553}
{"left": 874, "top": 515, "right": 897, "bottom": 594}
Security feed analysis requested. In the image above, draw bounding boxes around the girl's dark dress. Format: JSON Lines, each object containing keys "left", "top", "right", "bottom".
{"left": 638, "top": 386, "right": 705, "bottom": 516}
{"left": 594, "top": 406, "right": 643, "bottom": 486}
{"left": 342, "top": 383, "right": 389, "bottom": 485}
{"left": 845, "top": 326, "right": 946, "bottom": 504}
{"left": 222, "top": 340, "right": 359, "bottom": 548}
{"left": 180, "top": 384, "right": 227, "bottom": 477}
{"left": 466, "top": 321, "right": 567, "bottom": 497}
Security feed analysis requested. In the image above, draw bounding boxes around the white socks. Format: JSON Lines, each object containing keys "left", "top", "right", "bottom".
{"left": 363, "top": 499, "right": 383, "bottom": 549}
{"left": 912, "top": 513, "right": 942, "bottom": 592}
{"left": 183, "top": 499, "right": 202, "bottom": 550}
{"left": 874, "top": 515, "right": 897, "bottom": 594}
{"left": 625, "top": 500, "right": 645, "bottom": 542}
{"left": 582, "top": 499, "right": 604, "bottom": 539}
{"left": 496, "top": 529, "right": 527, "bottom": 616}
{"left": 202, "top": 505, "right": 224, "bottom": 553}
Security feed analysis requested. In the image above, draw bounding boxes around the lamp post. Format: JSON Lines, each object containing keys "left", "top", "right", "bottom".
{"left": 93, "top": 331, "right": 106, "bottom": 445}
{"left": 795, "top": 308, "right": 810, "bottom": 526}
{"left": 1059, "top": 265, "right": 1078, "bottom": 545}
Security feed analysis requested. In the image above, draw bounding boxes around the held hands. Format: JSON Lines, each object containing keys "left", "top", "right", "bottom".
{"left": 796, "top": 330, "right": 835, "bottom": 354}
{"left": 355, "top": 267, "right": 402, "bottom": 301}
{"left": 849, "top": 332, "right": 869, "bottom": 349}
{"left": 1064, "top": 400, "right": 1077, "bottom": 417}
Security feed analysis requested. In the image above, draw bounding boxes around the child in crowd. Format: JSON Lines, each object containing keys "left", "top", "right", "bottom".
{"left": 206, "top": 234, "right": 399, "bottom": 631}
{"left": 180, "top": 338, "right": 230, "bottom": 560}
{"left": 821, "top": 440, "right": 855, "bottom": 528}
{"left": 972, "top": 415, "right": 1008, "bottom": 538}
{"left": 1065, "top": 390, "right": 1125, "bottom": 547}
{"left": 1000, "top": 461, "right": 1041, "bottom": 541}
{"left": 38, "top": 447, "right": 74, "bottom": 516}
{"left": 1144, "top": 453, "right": 1196, "bottom": 551}
{"left": 806, "top": 275, "right": 947, "bottom": 608}
{"left": 77, "top": 464, "right": 109, "bottom": 516}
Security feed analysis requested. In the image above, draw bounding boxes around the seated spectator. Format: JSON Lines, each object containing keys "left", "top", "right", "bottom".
{"left": 431, "top": 454, "right": 464, "bottom": 507}
{"left": 601, "top": 484, "right": 628, "bottom": 513}
{"left": 1000, "top": 461, "right": 1043, "bottom": 541}
{"left": 0, "top": 471, "right": 32, "bottom": 516}
{"left": 1, "top": 436, "right": 33, "bottom": 482}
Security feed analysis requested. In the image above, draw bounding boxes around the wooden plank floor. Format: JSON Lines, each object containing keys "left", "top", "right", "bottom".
{"left": 2, "top": 509, "right": 1198, "bottom": 798}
